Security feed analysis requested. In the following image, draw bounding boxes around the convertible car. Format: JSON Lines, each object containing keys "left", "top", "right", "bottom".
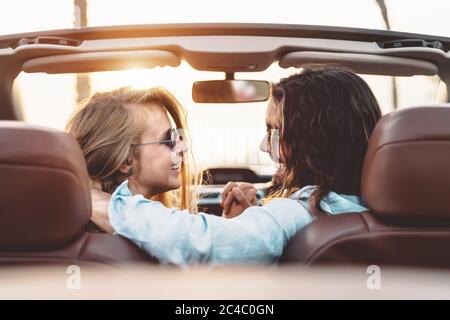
{"left": 1, "top": 21, "right": 450, "bottom": 299}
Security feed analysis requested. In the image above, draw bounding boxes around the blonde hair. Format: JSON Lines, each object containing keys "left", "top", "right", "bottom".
{"left": 66, "top": 86, "right": 201, "bottom": 212}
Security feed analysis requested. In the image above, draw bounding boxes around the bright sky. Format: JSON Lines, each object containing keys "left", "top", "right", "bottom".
{"left": 1, "top": 0, "right": 449, "bottom": 36}
{"left": 3, "top": 0, "right": 450, "bottom": 167}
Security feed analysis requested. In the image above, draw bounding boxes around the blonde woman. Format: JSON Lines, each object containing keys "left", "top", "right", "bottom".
{"left": 66, "top": 87, "right": 199, "bottom": 233}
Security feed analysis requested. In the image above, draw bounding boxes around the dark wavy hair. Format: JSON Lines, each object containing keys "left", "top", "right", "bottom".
{"left": 271, "top": 65, "right": 382, "bottom": 217}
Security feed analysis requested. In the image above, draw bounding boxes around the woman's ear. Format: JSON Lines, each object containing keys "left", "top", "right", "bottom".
{"left": 119, "top": 157, "right": 132, "bottom": 175}
{"left": 119, "top": 163, "right": 131, "bottom": 175}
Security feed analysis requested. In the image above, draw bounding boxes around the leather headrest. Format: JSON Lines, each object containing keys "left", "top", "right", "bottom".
{"left": 0, "top": 121, "right": 91, "bottom": 249}
{"left": 362, "top": 106, "right": 450, "bottom": 226}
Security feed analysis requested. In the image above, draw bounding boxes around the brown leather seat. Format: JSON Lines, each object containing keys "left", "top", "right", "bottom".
{"left": 280, "top": 106, "right": 450, "bottom": 268}
{"left": 0, "top": 121, "right": 156, "bottom": 267}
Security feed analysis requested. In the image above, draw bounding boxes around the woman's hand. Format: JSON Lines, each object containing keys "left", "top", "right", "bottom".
{"left": 90, "top": 182, "right": 115, "bottom": 234}
{"left": 220, "top": 182, "right": 257, "bottom": 218}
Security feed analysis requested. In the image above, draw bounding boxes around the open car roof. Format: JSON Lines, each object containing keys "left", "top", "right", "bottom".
{"left": 1, "top": 23, "right": 450, "bottom": 48}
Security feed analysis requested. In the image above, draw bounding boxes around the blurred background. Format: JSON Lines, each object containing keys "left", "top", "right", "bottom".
{"left": 1, "top": 0, "right": 449, "bottom": 169}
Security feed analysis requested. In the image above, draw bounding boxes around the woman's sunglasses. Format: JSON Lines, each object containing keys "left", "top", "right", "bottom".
{"left": 132, "top": 128, "right": 184, "bottom": 150}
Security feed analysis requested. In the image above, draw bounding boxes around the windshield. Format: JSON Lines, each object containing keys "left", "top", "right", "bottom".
{"left": 0, "top": 0, "right": 449, "bottom": 37}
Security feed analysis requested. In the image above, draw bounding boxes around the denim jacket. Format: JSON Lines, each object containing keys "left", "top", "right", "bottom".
{"left": 109, "top": 181, "right": 368, "bottom": 266}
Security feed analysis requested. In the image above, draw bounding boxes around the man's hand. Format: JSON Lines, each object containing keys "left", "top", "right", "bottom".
{"left": 220, "top": 182, "right": 257, "bottom": 218}
{"left": 91, "top": 185, "right": 115, "bottom": 234}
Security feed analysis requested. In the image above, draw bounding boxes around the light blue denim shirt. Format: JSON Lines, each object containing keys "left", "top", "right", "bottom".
{"left": 109, "top": 180, "right": 368, "bottom": 266}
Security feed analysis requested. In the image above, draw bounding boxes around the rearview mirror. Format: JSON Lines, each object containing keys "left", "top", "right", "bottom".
{"left": 192, "top": 80, "right": 270, "bottom": 103}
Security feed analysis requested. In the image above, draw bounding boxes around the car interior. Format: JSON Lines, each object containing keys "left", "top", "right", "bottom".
{"left": 0, "top": 23, "right": 450, "bottom": 275}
